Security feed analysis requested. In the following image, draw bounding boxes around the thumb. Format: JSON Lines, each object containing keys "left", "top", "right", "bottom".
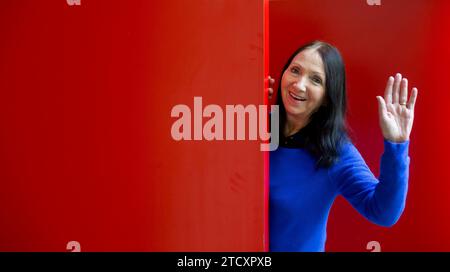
{"left": 376, "top": 96, "right": 387, "bottom": 118}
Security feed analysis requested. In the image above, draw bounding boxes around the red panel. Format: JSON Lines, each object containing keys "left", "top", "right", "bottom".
{"left": 270, "top": 0, "right": 450, "bottom": 251}
{"left": 0, "top": 0, "right": 265, "bottom": 251}
{"left": 263, "top": 0, "right": 270, "bottom": 252}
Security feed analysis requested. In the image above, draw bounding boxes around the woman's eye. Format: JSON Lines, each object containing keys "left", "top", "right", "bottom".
{"left": 312, "top": 77, "right": 322, "bottom": 85}
{"left": 290, "top": 67, "right": 299, "bottom": 74}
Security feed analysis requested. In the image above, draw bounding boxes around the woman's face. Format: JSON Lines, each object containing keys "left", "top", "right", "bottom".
{"left": 281, "top": 48, "right": 326, "bottom": 122}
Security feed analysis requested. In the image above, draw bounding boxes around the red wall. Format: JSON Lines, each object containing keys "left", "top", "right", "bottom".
{"left": 0, "top": 0, "right": 267, "bottom": 251}
{"left": 270, "top": 0, "right": 450, "bottom": 251}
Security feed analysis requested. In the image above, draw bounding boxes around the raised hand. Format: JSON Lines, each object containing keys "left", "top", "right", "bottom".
{"left": 376, "top": 73, "right": 418, "bottom": 143}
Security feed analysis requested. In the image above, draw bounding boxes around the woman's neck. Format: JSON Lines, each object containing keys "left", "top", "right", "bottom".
{"left": 284, "top": 114, "right": 309, "bottom": 137}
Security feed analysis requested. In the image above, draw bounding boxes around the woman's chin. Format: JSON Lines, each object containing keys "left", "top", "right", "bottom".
{"left": 285, "top": 107, "right": 309, "bottom": 119}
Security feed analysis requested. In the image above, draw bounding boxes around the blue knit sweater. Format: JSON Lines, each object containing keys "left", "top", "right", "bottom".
{"left": 269, "top": 139, "right": 409, "bottom": 252}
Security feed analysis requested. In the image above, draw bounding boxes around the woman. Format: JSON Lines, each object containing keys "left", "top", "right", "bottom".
{"left": 267, "top": 41, "right": 418, "bottom": 252}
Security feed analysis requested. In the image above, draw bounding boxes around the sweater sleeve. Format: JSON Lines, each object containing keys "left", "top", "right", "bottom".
{"left": 330, "top": 140, "right": 410, "bottom": 227}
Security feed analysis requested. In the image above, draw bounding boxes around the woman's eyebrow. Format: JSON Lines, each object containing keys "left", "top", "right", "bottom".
{"left": 291, "top": 62, "right": 324, "bottom": 77}
{"left": 311, "top": 72, "right": 324, "bottom": 79}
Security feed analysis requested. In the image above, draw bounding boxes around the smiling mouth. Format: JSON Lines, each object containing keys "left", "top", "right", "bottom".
{"left": 289, "top": 91, "right": 307, "bottom": 101}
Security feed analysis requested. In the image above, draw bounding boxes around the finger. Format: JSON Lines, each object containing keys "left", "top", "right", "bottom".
{"left": 399, "top": 78, "right": 408, "bottom": 105}
{"left": 268, "top": 88, "right": 274, "bottom": 100}
{"left": 392, "top": 73, "right": 402, "bottom": 104}
{"left": 407, "top": 87, "right": 418, "bottom": 110}
{"left": 384, "top": 76, "right": 394, "bottom": 104}
{"left": 376, "top": 96, "right": 387, "bottom": 119}
{"left": 269, "top": 77, "right": 275, "bottom": 88}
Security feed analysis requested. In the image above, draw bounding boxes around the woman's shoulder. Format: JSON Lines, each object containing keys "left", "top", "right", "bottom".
{"left": 338, "top": 139, "right": 356, "bottom": 153}
{"left": 327, "top": 140, "right": 369, "bottom": 183}
{"left": 335, "top": 139, "right": 365, "bottom": 165}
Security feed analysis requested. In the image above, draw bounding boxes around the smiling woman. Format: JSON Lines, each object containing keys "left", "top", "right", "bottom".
{"left": 281, "top": 47, "right": 327, "bottom": 133}
{"left": 276, "top": 41, "right": 348, "bottom": 167}
{"left": 268, "top": 40, "right": 418, "bottom": 252}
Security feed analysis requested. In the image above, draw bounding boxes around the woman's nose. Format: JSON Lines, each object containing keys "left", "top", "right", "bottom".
{"left": 293, "top": 76, "right": 307, "bottom": 92}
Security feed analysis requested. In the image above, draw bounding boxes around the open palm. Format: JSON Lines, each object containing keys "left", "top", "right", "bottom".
{"left": 376, "top": 73, "right": 418, "bottom": 143}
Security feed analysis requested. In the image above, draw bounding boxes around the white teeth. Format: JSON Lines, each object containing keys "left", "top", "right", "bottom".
{"left": 289, "top": 91, "right": 306, "bottom": 101}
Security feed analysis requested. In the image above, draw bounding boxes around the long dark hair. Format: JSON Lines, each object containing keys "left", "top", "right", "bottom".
{"left": 277, "top": 41, "right": 349, "bottom": 168}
